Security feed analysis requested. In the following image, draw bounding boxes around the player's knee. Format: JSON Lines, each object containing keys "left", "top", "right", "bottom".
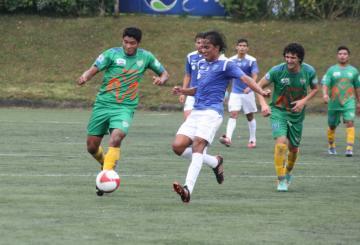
{"left": 87, "top": 144, "right": 98, "bottom": 155}
{"left": 172, "top": 141, "right": 185, "bottom": 156}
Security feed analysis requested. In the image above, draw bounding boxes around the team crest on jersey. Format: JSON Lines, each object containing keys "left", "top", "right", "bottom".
{"left": 280, "top": 78, "right": 290, "bottom": 85}
{"left": 333, "top": 71, "right": 341, "bottom": 77}
{"left": 300, "top": 78, "right": 306, "bottom": 85}
{"left": 136, "top": 60, "right": 144, "bottom": 67}
{"left": 212, "top": 64, "right": 219, "bottom": 71}
{"left": 116, "top": 58, "right": 126, "bottom": 67}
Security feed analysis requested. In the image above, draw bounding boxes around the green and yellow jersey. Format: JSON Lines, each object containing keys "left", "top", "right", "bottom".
{"left": 266, "top": 62, "right": 318, "bottom": 121}
{"left": 321, "top": 64, "right": 360, "bottom": 111}
{"left": 93, "top": 47, "right": 165, "bottom": 109}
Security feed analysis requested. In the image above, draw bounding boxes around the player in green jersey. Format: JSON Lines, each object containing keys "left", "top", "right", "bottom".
{"left": 257, "top": 43, "right": 319, "bottom": 192}
{"left": 322, "top": 46, "right": 360, "bottom": 157}
{"left": 77, "top": 27, "right": 169, "bottom": 195}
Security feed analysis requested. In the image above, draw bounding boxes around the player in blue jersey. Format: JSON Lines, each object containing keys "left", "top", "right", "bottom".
{"left": 179, "top": 32, "right": 205, "bottom": 119}
{"left": 219, "top": 38, "right": 259, "bottom": 148}
{"left": 171, "top": 31, "right": 270, "bottom": 203}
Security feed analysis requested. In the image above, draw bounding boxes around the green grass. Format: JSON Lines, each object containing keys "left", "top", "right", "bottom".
{"left": 0, "top": 108, "right": 359, "bottom": 244}
{"left": 0, "top": 15, "right": 359, "bottom": 109}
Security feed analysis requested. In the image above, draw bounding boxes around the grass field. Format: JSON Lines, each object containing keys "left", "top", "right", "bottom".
{"left": 0, "top": 108, "right": 359, "bottom": 244}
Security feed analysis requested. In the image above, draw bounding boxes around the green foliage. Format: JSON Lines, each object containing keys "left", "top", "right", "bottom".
{"left": 220, "top": 0, "right": 268, "bottom": 19}
{"left": 4, "top": 0, "right": 34, "bottom": 12}
{"left": 298, "top": 0, "right": 360, "bottom": 19}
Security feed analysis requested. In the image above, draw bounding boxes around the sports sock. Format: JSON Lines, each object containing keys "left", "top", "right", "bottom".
{"left": 103, "top": 147, "right": 120, "bottom": 170}
{"left": 346, "top": 127, "right": 355, "bottom": 150}
{"left": 248, "top": 119, "right": 256, "bottom": 142}
{"left": 226, "top": 118, "right": 236, "bottom": 140}
{"left": 181, "top": 147, "right": 218, "bottom": 168}
{"left": 274, "top": 143, "right": 287, "bottom": 179}
{"left": 286, "top": 149, "right": 298, "bottom": 174}
{"left": 92, "top": 146, "right": 104, "bottom": 165}
{"left": 327, "top": 128, "right": 336, "bottom": 148}
{"left": 185, "top": 153, "right": 203, "bottom": 194}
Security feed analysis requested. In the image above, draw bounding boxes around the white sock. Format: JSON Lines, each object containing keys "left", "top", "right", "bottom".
{"left": 185, "top": 153, "right": 203, "bottom": 194}
{"left": 226, "top": 118, "right": 237, "bottom": 140}
{"left": 181, "top": 147, "right": 218, "bottom": 168}
{"left": 248, "top": 119, "right": 256, "bottom": 142}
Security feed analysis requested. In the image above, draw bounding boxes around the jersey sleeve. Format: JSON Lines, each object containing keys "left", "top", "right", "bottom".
{"left": 146, "top": 52, "right": 165, "bottom": 75}
{"left": 251, "top": 60, "right": 259, "bottom": 75}
{"left": 93, "top": 49, "right": 113, "bottom": 71}
{"left": 265, "top": 67, "right": 276, "bottom": 84}
{"left": 321, "top": 68, "right": 332, "bottom": 86}
{"left": 185, "top": 56, "right": 191, "bottom": 75}
{"left": 226, "top": 61, "right": 245, "bottom": 79}
{"left": 353, "top": 69, "right": 360, "bottom": 88}
{"left": 309, "top": 68, "right": 318, "bottom": 89}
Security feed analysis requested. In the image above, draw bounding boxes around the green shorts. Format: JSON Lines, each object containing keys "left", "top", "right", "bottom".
{"left": 270, "top": 108, "right": 303, "bottom": 147}
{"left": 327, "top": 108, "right": 355, "bottom": 127}
{"left": 87, "top": 104, "right": 135, "bottom": 136}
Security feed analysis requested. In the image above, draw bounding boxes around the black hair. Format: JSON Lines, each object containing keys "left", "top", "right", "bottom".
{"left": 123, "top": 27, "right": 142, "bottom": 43}
{"left": 194, "top": 32, "right": 205, "bottom": 41}
{"left": 283, "top": 43, "right": 305, "bottom": 63}
{"left": 203, "top": 30, "right": 227, "bottom": 53}
{"left": 337, "top": 45, "right": 350, "bottom": 55}
{"left": 237, "top": 38, "right": 248, "bottom": 45}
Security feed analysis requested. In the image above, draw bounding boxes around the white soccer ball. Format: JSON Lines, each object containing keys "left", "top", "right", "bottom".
{"left": 96, "top": 170, "right": 121, "bottom": 193}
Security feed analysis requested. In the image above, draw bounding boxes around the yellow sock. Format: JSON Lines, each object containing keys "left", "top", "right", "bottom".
{"left": 92, "top": 146, "right": 104, "bottom": 165}
{"left": 286, "top": 149, "right": 298, "bottom": 174}
{"left": 274, "top": 143, "right": 287, "bottom": 179}
{"left": 346, "top": 127, "right": 355, "bottom": 151}
{"left": 327, "top": 128, "right": 336, "bottom": 148}
{"left": 103, "top": 147, "right": 120, "bottom": 170}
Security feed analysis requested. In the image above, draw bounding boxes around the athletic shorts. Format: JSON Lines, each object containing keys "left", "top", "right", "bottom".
{"left": 183, "top": 96, "right": 195, "bottom": 111}
{"left": 87, "top": 104, "right": 135, "bottom": 136}
{"left": 228, "top": 92, "right": 257, "bottom": 114}
{"left": 327, "top": 108, "right": 356, "bottom": 127}
{"left": 270, "top": 110, "right": 303, "bottom": 147}
{"left": 176, "top": 109, "right": 223, "bottom": 144}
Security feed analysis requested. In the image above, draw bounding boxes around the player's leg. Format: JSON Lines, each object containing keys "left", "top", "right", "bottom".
{"left": 87, "top": 135, "right": 104, "bottom": 165}
{"left": 103, "top": 108, "right": 134, "bottom": 170}
{"left": 220, "top": 92, "right": 240, "bottom": 147}
{"left": 327, "top": 110, "right": 339, "bottom": 155}
{"left": 243, "top": 92, "right": 258, "bottom": 148}
{"left": 343, "top": 108, "right": 356, "bottom": 157}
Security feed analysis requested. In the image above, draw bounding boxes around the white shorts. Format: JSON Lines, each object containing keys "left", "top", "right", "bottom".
{"left": 228, "top": 91, "right": 258, "bottom": 114}
{"left": 176, "top": 110, "right": 223, "bottom": 144}
{"left": 183, "top": 96, "right": 195, "bottom": 111}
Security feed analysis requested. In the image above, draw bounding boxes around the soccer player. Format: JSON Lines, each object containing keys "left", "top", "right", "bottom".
{"left": 322, "top": 46, "right": 360, "bottom": 156}
{"left": 257, "top": 43, "right": 319, "bottom": 192}
{"left": 179, "top": 32, "right": 205, "bottom": 119}
{"left": 171, "top": 31, "right": 270, "bottom": 203}
{"left": 219, "top": 38, "right": 259, "bottom": 148}
{"left": 77, "top": 27, "right": 169, "bottom": 195}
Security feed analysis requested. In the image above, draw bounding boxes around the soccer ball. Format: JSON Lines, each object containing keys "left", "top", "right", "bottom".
{"left": 96, "top": 170, "right": 121, "bottom": 193}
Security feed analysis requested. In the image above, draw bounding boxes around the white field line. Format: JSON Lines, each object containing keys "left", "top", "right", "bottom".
{"left": 0, "top": 173, "right": 357, "bottom": 178}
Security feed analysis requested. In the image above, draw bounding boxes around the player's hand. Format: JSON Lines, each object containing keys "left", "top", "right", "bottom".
{"left": 152, "top": 76, "right": 164, "bottom": 85}
{"left": 291, "top": 99, "right": 305, "bottom": 113}
{"left": 179, "top": 94, "right": 186, "bottom": 103}
{"left": 261, "top": 89, "right": 271, "bottom": 98}
{"left": 261, "top": 104, "right": 271, "bottom": 117}
{"left": 323, "top": 94, "right": 329, "bottom": 104}
{"left": 77, "top": 75, "right": 87, "bottom": 86}
{"left": 172, "top": 86, "right": 182, "bottom": 95}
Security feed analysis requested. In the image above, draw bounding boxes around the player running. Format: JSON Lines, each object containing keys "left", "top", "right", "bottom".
{"left": 77, "top": 27, "right": 169, "bottom": 196}
{"left": 257, "top": 43, "right": 319, "bottom": 192}
{"left": 219, "top": 38, "right": 259, "bottom": 148}
{"left": 322, "top": 46, "right": 360, "bottom": 157}
{"left": 171, "top": 31, "right": 270, "bottom": 203}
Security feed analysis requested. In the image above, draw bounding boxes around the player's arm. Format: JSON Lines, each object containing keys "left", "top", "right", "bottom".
{"left": 241, "top": 74, "right": 270, "bottom": 97}
{"left": 179, "top": 74, "right": 191, "bottom": 103}
{"left": 172, "top": 86, "right": 196, "bottom": 96}
{"left": 77, "top": 66, "right": 99, "bottom": 86}
{"left": 256, "top": 75, "right": 272, "bottom": 117}
{"left": 291, "top": 83, "right": 319, "bottom": 113}
{"left": 244, "top": 72, "right": 258, "bottom": 94}
{"left": 152, "top": 70, "right": 169, "bottom": 86}
{"left": 322, "top": 84, "right": 329, "bottom": 104}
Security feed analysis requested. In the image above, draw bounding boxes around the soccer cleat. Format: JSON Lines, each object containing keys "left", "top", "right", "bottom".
{"left": 247, "top": 141, "right": 256, "bottom": 148}
{"left": 213, "top": 155, "right": 224, "bottom": 184}
{"left": 96, "top": 186, "right": 104, "bottom": 196}
{"left": 277, "top": 180, "right": 288, "bottom": 192}
{"left": 328, "top": 147, "right": 337, "bottom": 155}
{"left": 345, "top": 149, "right": 353, "bottom": 157}
{"left": 285, "top": 173, "right": 293, "bottom": 187}
{"left": 219, "top": 135, "right": 231, "bottom": 147}
{"left": 173, "top": 182, "right": 190, "bottom": 203}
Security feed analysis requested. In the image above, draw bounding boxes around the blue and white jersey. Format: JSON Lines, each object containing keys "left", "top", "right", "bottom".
{"left": 185, "top": 51, "right": 203, "bottom": 87}
{"left": 194, "top": 57, "right": 246, "bottom": 115}
{"left": 229, "top": 54, "right": 259, "bottom": 94}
